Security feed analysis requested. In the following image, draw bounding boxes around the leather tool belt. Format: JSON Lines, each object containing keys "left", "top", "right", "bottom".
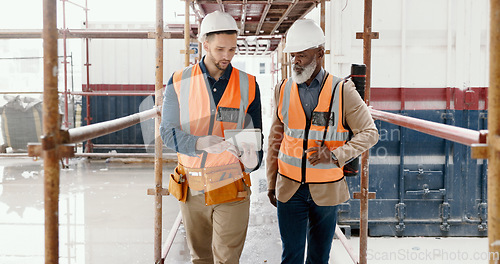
{"left": 177, "top": 162, "right": 251, "bottom": 205}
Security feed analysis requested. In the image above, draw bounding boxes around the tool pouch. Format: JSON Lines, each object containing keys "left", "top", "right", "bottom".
{"left": 168, "top": 166, "right": 188, "bottom": 203}
{"left": 205, "top": 172, "right": 249, "bottom": 205}
{"left": 183, "top": 163, "right": 252, "bottom": 206}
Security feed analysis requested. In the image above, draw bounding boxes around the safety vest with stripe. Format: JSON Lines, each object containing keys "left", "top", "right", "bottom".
{"left": 172, "top": 63, "right": 256, "bottom": 169}
{"left": 277, "top": 74, "right": 349, "bottom": 183}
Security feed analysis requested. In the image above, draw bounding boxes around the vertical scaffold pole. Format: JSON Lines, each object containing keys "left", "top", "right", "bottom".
{"left": 320, "top": 0, "right": 325, "bottom": 68}
{"left": 279, "top": 37, "right": 287, "bottom": 80}
{"left": 185, "top": 0, "right": 191, "bottom": 67}
{"left": 489, "top": 0, "right": 500, "bottom": 263}
{"left": 84, "top": 0, "right": 93, "bottom": 153}
{"left": 360, "top": 0, "right": 374, "bottom": 263}
{"left": 198, "top": 18, "right": 202, "bottom": 62}
{"left": 154, "top": 0, "right": 164, "bottom": 262}
{"left": 62, "top": 0, "right": 69, "bottom": 129}
{"left": 42, "top": 0, "right": 60, "bottom": 263}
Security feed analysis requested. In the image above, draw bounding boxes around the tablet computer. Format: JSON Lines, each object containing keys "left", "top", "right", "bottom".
{"left": 224, "top": 128, "right": 262, "bottom": 151}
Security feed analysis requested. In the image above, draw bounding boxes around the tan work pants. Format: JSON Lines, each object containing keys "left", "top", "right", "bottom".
{"left": 179, "top": 189, "right": 250, "bottom": 264}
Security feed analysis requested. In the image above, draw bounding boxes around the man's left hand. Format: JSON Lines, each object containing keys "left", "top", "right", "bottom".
{"left": 305, "top": 140, "right": 338, "bottom": 166}
{"left": 238, "top": 142, "right": 258, "bottom": 169}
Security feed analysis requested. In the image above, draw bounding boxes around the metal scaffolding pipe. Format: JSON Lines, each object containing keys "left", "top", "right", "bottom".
{"left": 154, "top": 0, "right": 165, "bottom": 263}
{"left": 335, "top": 225, "right": 359, "bottom": 264}
{"left": 489, "top": 0, "right": 500, "bottom": 262}
{"left": 42, "top": 0, "right": 60, "bottom": 263}
{"left": 162, "top": 212, "right": 183, "bottom": 259}
{"left": 82, "top": 0, "right": 93, "bottom": 153}
{"left": 280, "top": 37, "right": 288, "bottom": 80}
{"left": 62, "top": 0, "right": 69, "bottom": 129}
{"left": 68, "top": 108, "right": 159, "bottom": 143}
{"left": 92, "top": 144, "right": 168, "bottom": 149}
{"left": 359, "top": 1, "right": 373, "bottom": 263}
{"left": 74, "top": 152, "right": 177, "bottom": 159}
{"left": 0, "top": 29, "right": 183, "bottom": 39}
{"left": 320, "top": 0, "right": 325, "bottom": 68}
{"left": 185, "top": 0, "right": 191, "bottom": 67}
{"left": 370, "top": 109, "right": 482, "bottom": 146}
{"left": 84, "top": 18, "right": 92, "bottom": 153}
{"left": 71, "top": 91, "right": 155, "bottom": 96}
{"left": 198, "top": 19, "right": 202, "bottom": 62}
{"left": 0, "top": 91, "right": 46, "bottom": 94}
{"left": 362, "top": 1, "right": 374, "bottom": 106}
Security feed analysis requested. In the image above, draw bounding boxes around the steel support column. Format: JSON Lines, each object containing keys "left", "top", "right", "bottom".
{"left": 42, "top": 0, "right": 60, "bottom": 263}
{"left": 488, "top": 0, "right": 500, "bottom": 262}
{"left": 154, "top": 0, "right": 164, "bottom": 262}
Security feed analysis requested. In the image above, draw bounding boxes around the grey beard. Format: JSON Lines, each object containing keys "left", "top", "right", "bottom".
{"left": 291, "top": 59, "right": 317, "bottom": 84}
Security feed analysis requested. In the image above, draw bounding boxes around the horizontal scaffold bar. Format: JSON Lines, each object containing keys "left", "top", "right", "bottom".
{"left": 370, "top": 108, "right": 485, "bottom": 146}
{"left": 0, "top": 29, "right": 187, "bottom": 39}
{"left": 68, "top": 107, "right": 160, "bottom": 143}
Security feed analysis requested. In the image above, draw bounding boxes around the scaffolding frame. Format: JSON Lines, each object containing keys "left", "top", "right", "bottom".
{"left": 5, "top": 0, "right": 498, "bottom": 263}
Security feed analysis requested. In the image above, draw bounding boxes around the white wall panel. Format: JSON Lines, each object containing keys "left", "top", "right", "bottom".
{"left": 326, "top": 0, "right": 490, "bottom": 89}
{"left": 83, "top": 23, "right": 187, "bottom": 86}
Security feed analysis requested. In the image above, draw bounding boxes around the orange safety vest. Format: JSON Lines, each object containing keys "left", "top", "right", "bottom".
{"left": 277, "top": 74, "right": 349, "bottom": 183}
{"left": 171, "top": 63, "right": 256, "bottom": 205}
{"left": 172, "top": 63, "right": 256, "bottom": 168}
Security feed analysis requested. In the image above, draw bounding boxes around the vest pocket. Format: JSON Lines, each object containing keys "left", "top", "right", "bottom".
{"left": 311, "top": 111, "right": 334, "bottom": 127}
{"left": 216, "top": 107, "right": 240, "bottom": 123}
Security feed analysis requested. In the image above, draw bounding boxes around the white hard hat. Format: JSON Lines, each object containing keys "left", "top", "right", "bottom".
{"left": 283, "top": 19, "right": 325, "bottom": 53}
{"left": 198, "top": 11, "right": 240, "bottom": 42}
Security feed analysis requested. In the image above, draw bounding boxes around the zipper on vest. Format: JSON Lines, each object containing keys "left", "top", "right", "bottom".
{"left": 301, "top": 119, "right": 311, "bottom": 184}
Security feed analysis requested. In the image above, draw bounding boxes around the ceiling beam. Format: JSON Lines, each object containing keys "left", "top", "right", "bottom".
{"left": 297, "top": 1, "right": 319, "bottom": 21}
{"left": 256, "top": 0, "right": 272, "bottom": 35}
{"left": 190, "top": 1, "right": 205, "bottom": 22}
{"left": 271, "top": 0, "right": 299, "bottom": 35}
{"left": 216, "top": 0, "right": 225, "bottom": 12}
{"left": 195, "top": 0, "right": 268, "bottom": 3}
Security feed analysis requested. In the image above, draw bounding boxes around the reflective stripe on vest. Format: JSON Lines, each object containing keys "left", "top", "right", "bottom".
{"left": 172, "top": 63, "right": 256, "bottom": 168}
{"left": 277, "top": 74, "right": 349, "bottom": 183}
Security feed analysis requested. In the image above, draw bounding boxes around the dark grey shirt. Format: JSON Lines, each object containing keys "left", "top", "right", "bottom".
{"left": 297, "top": 68, "right": 325, "bottom": 120}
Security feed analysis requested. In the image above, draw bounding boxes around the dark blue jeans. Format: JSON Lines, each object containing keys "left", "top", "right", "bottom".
{"left": 277, "top": 184, "right": 338, "bottom": 264}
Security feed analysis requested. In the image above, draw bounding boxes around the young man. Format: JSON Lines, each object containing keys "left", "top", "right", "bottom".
{"left": 266, "top": 19, "right": 379, "bottom": 263}
{"left": 160, "top": 11, "right": 263, "bottom": 264}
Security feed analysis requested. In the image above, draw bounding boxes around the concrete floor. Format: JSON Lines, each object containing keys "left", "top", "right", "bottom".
{"left": 0, "top": 157, "right": 489, "bottom": 264}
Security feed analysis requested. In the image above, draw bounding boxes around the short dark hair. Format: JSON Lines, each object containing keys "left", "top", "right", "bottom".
{"left": 205, "top": 30, "right": 238, "bottom": 42}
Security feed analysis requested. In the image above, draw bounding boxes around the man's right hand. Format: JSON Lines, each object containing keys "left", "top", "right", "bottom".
{"left": 195, "top": 135, "right": 238, "bottom": 155}
{"left": 267, "top": 190, "right": 277, "bottom": 207}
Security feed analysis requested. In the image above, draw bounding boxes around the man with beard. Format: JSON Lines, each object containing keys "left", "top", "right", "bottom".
{"left": 266, "top": 19, "right": 378, "bottom": 263}
{"left": 160, "top": 11, "right": 263, "bottom": 264}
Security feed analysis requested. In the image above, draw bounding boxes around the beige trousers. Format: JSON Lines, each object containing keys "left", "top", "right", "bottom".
{"left": 179, "top": 189, "right": 250, "bottom": 264}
